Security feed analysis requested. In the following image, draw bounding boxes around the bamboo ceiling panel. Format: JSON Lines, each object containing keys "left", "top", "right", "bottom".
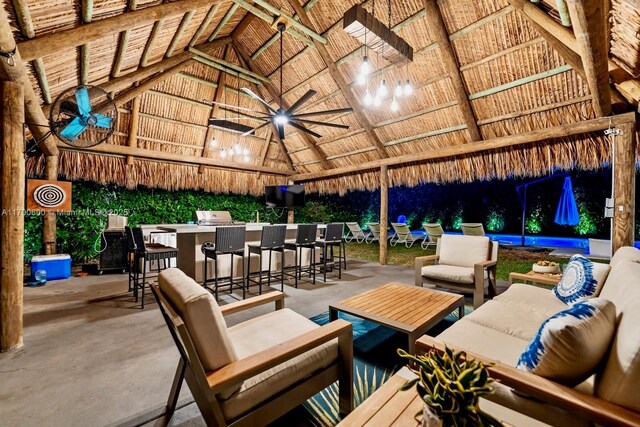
{"left": 42, "top": 46, "right": 81, "bottom": 100}
{"left": 329, "top": 150, "right": 380, "bottom": 167}
{"left": 439, "top": 0, "right": 509, "bottom": 33}
{"left": 92, "top": 0, "right": 129, "bottom": 20}
{"left": 610, "top": 0, "right": 640, "bottom": 78}
{"left": 144, "top": 14, "right": 184, "bottom": 65}
{"left": 114, "top": 25, "right": 155, "bottom": 76}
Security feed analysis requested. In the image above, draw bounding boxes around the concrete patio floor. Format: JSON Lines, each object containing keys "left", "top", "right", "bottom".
{"left": 0, "top": 260, "right": 506, "bottom": 427}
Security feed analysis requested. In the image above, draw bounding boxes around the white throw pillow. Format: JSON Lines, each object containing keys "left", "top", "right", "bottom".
{"left": 516, "top": 298, "right": 616, "bottom": 386}
{"left": 553, "top": 255, "right": 610, "bottom": 304}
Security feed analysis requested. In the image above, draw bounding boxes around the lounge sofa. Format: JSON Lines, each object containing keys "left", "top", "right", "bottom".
{"left": 417, "top": 246, "right": 640, "bottom": 426}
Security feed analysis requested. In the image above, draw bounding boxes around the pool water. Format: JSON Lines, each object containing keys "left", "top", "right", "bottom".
{"left": 410, "top": 231, "right": 640, "bottom": 250}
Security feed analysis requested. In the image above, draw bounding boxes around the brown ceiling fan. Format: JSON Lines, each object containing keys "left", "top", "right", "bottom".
{"left": 209, "top": 22, "right": 353, "bottom": 140}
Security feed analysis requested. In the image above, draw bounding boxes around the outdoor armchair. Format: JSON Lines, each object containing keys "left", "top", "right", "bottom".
{"left": 421, "top": 223, "right": 444, "bottom": 249}
{"left": 151, "top": 268, "right": 353, "bottom": 426}
{"left": 415, "top": 234, "right": 498, "bottom": 308}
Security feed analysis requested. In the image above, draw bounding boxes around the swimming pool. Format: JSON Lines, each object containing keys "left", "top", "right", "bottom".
{"left": 411, "top": 231, "right": 640, "bottom": 250}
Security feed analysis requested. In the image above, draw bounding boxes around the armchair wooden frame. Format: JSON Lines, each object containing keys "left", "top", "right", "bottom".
{"left": 415, "top": 240, "right": 498, "bottom": 308}
{"left": 150, "top": 285, "right": 354, "bottom": 426}
{"left": 416, "top": 336, "right": 640, "bottom": 427}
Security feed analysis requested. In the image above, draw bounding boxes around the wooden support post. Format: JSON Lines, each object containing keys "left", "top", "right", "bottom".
{"left": 612, "top": 121, "right": 636, "bottom": 253}
{"left": 126, "top": 96, "right": 140, "bottom": 166}
{"left": 379, "top": 165, "right": 388, "bottom": 265}
{"left": 42, "top": 155, "right": 58, "bottom": 255}
{"left": 288, "top": 179, "right": 295, "bottom": 224}
{"left": 566, "top": 0, "right": 611, "bottom": 116}
{"left": 423, "top": 0, "right": 481, "bottom": 142}
{"left": 0, "top": 81, "right": 25, "bottom": 352}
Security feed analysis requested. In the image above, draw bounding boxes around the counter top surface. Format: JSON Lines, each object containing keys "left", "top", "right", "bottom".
{"left": 156, "top": 223, "right": 326, "bottom": 234}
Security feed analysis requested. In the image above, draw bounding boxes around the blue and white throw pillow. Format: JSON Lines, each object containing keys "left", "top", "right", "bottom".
{"left": 516, "top": 298, "right": 616, "bottom": 386}
{"left": 553, "top": 255, "right": 609, "bottom": 304}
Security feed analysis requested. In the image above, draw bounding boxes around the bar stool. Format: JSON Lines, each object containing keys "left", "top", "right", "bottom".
{"left": 315, "top": 223, "right": 344, "bottom": 282}
{"left": 126, "top": 226, "right": 178, "bottom": 308}
{"left": 246, "top": 225, "right": 287, "bottom": 296}
{"left": 284, "top": 224, "right": 318, "bottom": 287}
{"left": 202, "top": 226, "right": 246, "bottom": 300}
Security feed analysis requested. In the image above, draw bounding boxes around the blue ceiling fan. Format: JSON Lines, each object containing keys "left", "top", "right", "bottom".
{"left": 50, "top": 85, "right": 117, "bottom": 148}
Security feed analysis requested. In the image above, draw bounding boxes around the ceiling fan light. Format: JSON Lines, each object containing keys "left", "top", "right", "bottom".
{"left": 377, "top": 80, "right": 388, "bottom": 98}
{"left": 274, "top": 113, "right": 289, "bottom": 125}
{"left": 403, "top": 79, "right": 413, "bottom": 96}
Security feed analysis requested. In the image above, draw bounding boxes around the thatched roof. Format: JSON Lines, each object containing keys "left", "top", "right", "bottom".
{"left": 4, "top": 0, "right": 640, "bottom": 195}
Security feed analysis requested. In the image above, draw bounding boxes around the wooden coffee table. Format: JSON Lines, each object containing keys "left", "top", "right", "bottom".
{"left": 329, "top": 283, "right": 464, "bottom": 355}
{"left": 508, "top": 271, "right": 561, "bottom": 286}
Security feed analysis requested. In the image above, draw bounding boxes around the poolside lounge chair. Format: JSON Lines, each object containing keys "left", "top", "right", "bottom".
{"left": 421, "top": 223, "right": 443, "bottom": 249}
{"left": 365, "top": 222, "right": 381, "bottom": 244}
{"left": 344, "top": 222, "right": 366, "bottom": 243}
{"left": 461, "top": 223, "right": 485, "bottom": 236}
{"left": 390, "top": 223, "right": 416, "bottom": 248}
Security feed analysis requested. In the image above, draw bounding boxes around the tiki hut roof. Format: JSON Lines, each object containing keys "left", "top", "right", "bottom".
{"left": 3, "top": 0, "right": 640, "bottom": 195}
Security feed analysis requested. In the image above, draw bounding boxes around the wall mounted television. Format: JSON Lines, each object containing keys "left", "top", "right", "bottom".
{"left": 265, "top": 185, "right": 306, "bottom": 208}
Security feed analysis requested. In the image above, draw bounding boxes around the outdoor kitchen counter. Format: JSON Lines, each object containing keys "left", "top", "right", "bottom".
{"left": 156, "top": 223, "right": 325, "bottom": 282}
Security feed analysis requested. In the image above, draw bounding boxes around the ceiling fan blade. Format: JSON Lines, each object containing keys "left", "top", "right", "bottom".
{"left": 286, "top": 89, "right": 317, "bottom": 115}
{"left": 60, "top": 116, "right": 88, "bottom": 142}
{"left": 241, "top": 87, "right": 277, "bottom": 114}
{"left": 293, "top": 107, "right": 353, "bottom": 118}
{"left": 288, "top": 121, "right": 323, "bottom": 139}
{"left": 209, "top": 116, "right": 269, "bottom": 123}
{"left": 75, "top": 87, "right": 92, "bottom": 117}
{"left": 292, "top": 118, "right": 350, "bottom": 129}
{"left": 208, "top": 101, "right": 267, "bottom": 115}
{"left": 93, "top": 113, "right": 113, "bottom": 129}
{"left": 278, "top": 124, "right": 285, "bottom": 140}
{"left": 242, "top": 121, "right": 270, "bottom": 137}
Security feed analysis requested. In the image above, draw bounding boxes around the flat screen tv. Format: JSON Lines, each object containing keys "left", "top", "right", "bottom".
{"left": 265, "top": 185, "right": 306, "bottom": 208}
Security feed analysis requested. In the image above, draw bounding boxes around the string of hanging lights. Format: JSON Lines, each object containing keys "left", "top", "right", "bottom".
{"left": 355, "top": 0, "right": 413, "bottom": 110}
{"left": 214, "top": 75, "right": 250, "bottom": 162}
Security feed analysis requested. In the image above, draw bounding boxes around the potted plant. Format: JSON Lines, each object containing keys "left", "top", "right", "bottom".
{"left": 397, "top": 347, "right": 503, "bottom": 427}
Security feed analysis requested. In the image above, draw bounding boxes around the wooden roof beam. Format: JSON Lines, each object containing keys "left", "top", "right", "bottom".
{"left": 9, "top": 0, "right": 51, "bottom": 104}
{"left": 289, "top": 112, "right": 636, "bottom": 182}
{"left": 209, "top": 3, "right": 239, "bottom": 41}
{"left": 80, "top": 0, "right": 93, "bottom": 84}
{"left": 56, "top": 143, "right": 295, "bottom": 175}
{"left": 189, "top": 4, "right": 220, "bottom": 46}
{"left": 165, "top": 10, "right": 196, "bottom": 58}
{"left": 286, "top": 0, "right": 389, "bottom": 159}
{"left": 566, "top": 0, "right": 611, "bottom": 116}
{"left": 0, "top": 5, "right": 57, "bottom": 156}
{"left": 509, "top": 0, "right": 640, "bottom": 107}
{"left": 139, "top": 19, "right": 164, "bottom": 68}
{"left": 232, "top": 39, "right": 329, "bottom": 169}
{"left": 424, "top": 0, "right": 481, "bottom": 142}
{"left": 17, "top": 0, "right": 216, "bottom": 61}
{"left": 199, "top": 45, "right": 230, "bottom": 173}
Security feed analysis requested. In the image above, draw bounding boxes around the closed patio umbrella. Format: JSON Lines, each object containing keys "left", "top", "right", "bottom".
{"left": 554, "top": 176, "right": 580, "bottom": 226}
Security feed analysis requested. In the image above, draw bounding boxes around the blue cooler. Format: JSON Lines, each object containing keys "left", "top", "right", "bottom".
{"left": 30, "top": 254, "right": 72, "bottom": 281}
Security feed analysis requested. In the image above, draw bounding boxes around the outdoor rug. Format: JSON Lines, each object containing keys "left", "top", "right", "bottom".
{"left": 271, "top": 307, "right": 471, "bottom": 426}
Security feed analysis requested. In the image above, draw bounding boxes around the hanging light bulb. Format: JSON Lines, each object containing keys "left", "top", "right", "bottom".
{"left": 377, "top": 80, "right": 388, "bottom": 98}
{"left": 363, "top": 90, "right": 373, "bottom": 106}
{"left": 359, "top": 56, "right": 369, "bottom": 78}
{"left": 395, "top": 81, "right": 403, "bottom": 97}
{"left": 234, "top": 143, "right": 241, "bottom": 155}
{"left": 210, "top": 137, "right": 217, "bottom": 147}
{"left": 220, "top": 148, "right": 227, "bottom": 158}
{"left": 373, "top": 96, "right": 382, "bottom": 107}
{"left": 403, "top": 79, "right": 413, "bottom": 96}
{"left": 356, "top": 73, "right": 366, "bottom": 85}
{"left": 390, "top": 96, "right": 399, "bottom": 112}
{"left": 243, "top": 155, "right": 250, "bottom": 162}
{"left": 243, "top": 148, "right": 249, "bottom": 156}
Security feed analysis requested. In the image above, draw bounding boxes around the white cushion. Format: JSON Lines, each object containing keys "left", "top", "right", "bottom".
{"left": 437, "top": 234, "right": 490, "bottom": 268}
{"left": 158, "top": 269, "right": 238, "bottom": 372}
{"left": 421, "top": 264, "right": 484, "bottom": 285}
{"left": 494, "top": 284, "right": 568, "bottom": 318}
{"left": 553, "top": 255, "right": 609, "bottom": 304}
{"left": 222, "top": 308, "right": 338, "bottom": 420}
{"left": 437, "top": 318, "right": 530, "bottom": 365}
{"left": 517, "top": 298, "right": 616, "bottom": 386}
{"left": 596, "top": 260, "right": 640, "bottom": 411}
{"left": 608, "top": 246, "right": 640, "bottom": 269}
{"left": 464, "top": 300, "right": 564, "bottom": 341}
